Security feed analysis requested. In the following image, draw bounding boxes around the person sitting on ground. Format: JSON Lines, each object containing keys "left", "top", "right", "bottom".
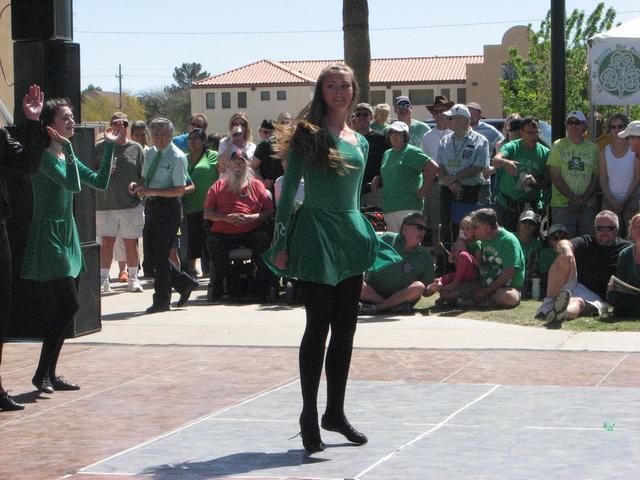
{"left": 439, "top": 208, "right": 525, "bottom": 308}
{"left": 538, "top": 223, "right": 569, "bottom": 293}
{"left": 203, "top": 150, "right": 275, "bottom": 302}
{"left": 516, "top": 210, "right": 542, "bottom": 271}
{"left": 425, "top": 215, "right": 480, "bottom": 297}
{"left": 606, "top": 212, "right": 640, "bottom": 317}
{"left": 359, "top": 212, "right": 434, "bottom": 314}
{"left": 537, "top": 210, "right": 631, "bottom": 325}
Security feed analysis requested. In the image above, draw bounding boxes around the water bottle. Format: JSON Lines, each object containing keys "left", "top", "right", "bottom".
{"left": 531, "top": 276, "right": 541, "bottom": 300}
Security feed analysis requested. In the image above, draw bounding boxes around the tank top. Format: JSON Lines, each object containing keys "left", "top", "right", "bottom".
{"left": 605, "top": 144, "right": 636, "bottom": 201}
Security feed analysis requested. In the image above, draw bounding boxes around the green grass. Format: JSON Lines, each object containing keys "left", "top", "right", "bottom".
{"left": 414, "top": 297, "right": 640, "bottom": 332}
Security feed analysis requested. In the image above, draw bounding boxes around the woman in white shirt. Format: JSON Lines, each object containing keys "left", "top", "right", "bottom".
{"left": 599, "top": 113, "right": 640, "bottom": 236}
{"left": 217, "top": 112, "right": 256, "bottom": 173}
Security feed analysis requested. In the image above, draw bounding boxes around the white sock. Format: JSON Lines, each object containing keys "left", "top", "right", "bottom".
{"left": 128, "top": 266, "right": 139, "bottom": 279}
{"left": 100, "top": 268, "right": 110, "bottom": 282}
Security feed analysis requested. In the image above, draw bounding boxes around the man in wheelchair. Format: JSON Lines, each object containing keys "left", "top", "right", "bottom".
{"left": 204, "top": 150, "right": 275, "bottom": 302}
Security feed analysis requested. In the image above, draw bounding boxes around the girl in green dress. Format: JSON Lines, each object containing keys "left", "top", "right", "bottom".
{"left": 265, "top": 64, "right": 401, "bottom": 454}
{"left": 22, "top": 98, "right": 125, "bottom": 394}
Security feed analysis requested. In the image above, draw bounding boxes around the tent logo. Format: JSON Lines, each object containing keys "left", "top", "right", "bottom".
{"left": 597, "top": 48, "right": 640, "bottom": 98}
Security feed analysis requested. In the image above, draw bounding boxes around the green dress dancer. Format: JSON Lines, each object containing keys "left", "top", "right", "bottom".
{"left": 265, "top": 134, "right": 400, "bottom": 284}
{"left": 264, "top": 122, "right": 401, "bottom": 454}
{"left": 23, "top": 139, "right": 113, "bottom": 393}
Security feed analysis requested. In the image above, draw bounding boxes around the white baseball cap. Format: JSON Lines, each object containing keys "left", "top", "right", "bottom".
{"left": 618, "top": 120, "right": 640, "bottom": 138}
{"left": 443, "top": 104, "right": 471, "bottom": 119}
{"left": 387, "top": 121, "right": 409, "bottom": 133}
{"left": 566, "top": 111, "right": 587, "bottom": 123}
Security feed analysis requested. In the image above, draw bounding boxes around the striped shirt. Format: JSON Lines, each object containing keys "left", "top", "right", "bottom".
{"left": 436, "top": 129, "right": 490, "bottom": 186}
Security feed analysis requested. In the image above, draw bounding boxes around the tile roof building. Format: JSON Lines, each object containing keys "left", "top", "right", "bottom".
{"left": 191, "top": 26, "right": 529, "bottom": 134}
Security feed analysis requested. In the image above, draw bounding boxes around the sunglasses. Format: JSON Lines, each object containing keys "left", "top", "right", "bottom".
{"left": 406, "top": 223, "right": 426, "bottom": 231}
{"left": 522, "top": 129, "right": 539, "bottom": 135}
{"left": 354, "top": 111, "right": 371, "bottom": 118}
{"left": 610, "top": 124, "right": 625, "bottom": 130}
{"left": 549, "top": 234, "right": 566, "bottom": 241}
{"left": 566, "top": 120, "right": 583, "bottom": 126}
{"left": 595, "top": 225, "right": 616, "bottom": 232}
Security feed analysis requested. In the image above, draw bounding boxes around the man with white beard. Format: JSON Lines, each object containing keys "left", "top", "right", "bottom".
{"left": 204, "top": 150, "right": 275, "bottom": 302}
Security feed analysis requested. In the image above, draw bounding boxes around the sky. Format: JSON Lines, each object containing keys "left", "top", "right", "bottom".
{"left": 73, "top": 0, "right": 640, "bottom": 95}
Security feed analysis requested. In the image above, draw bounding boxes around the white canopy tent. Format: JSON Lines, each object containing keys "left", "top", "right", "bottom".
{"left": 588, "top": 16, "right": 640, "bottom": 105}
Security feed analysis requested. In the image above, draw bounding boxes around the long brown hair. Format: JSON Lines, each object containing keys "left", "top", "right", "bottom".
{"left": 276, "top": 64, "right": 359, "bottom": 175}
{"left": 228, "top": 112, "right": 252, "bottom": 143}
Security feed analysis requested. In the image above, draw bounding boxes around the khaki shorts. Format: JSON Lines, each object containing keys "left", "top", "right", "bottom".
{"left": 96, "top": 204, "right": 144, "bottom": 239}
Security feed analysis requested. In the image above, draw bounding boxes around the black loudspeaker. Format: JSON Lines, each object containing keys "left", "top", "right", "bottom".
{"left": 72, "top": 128, "right": 99, "bottom": 242}
{"left": 11, "top": 0, "right": 73, "bottom": 41}
{"left": 13, "top": 40, "right": 81, "bottom": 125}
{"left": 7, "top": 126, "right": 102, "bottom": 339}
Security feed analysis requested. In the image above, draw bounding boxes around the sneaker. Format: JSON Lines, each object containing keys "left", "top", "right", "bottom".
{"left": 127, "top": 278, "right": 144, "bottom": 293}
{"left": 546, "top": 289, "right": 571, "bottom": 324}
{"left": 357, "top": 302, "right": 377, "bottom": 315}
{"left": 456, "top": 298, "right": 474, "bottom": 307}
{"left": 118, "top": 271, "right": 129, "bottom": 283}
{"left": 101, "top": 278, "right": 111, "bottom": 293}
{"left": 389, "top": 302, "right": 413, "bottom": 315}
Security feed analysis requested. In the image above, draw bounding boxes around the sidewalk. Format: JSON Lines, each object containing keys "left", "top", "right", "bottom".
{"left": 3, "top": 278, "right": 640, "bottom": 480}
{"left": 74, "top": 279, "right": 640, "bottom": 352}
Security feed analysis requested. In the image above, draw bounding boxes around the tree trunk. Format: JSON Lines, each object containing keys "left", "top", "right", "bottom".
{"left": 342, "top": 0, "right": 371, "bottom": 103}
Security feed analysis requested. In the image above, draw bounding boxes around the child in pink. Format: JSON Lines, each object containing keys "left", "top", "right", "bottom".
{"left": 425, "top": 216, "right": 481, "bottom": 296}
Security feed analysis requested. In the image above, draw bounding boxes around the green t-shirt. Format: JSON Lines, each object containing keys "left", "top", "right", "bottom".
{"left": 370, "top": 121, "right": 388, "bottom": 134}
{"left": 409, "top": 119, "right": 431, "bottom": 147}
{"left": 263, "top": 132, "right": 402, "bottom": 286}
{"left": 496, "top": 139, "right": 549, "bottom": 207}
{"left": 380, "top": 144, "right": 430, "bottom": 213}
{"left": 616, "top": 245, "right": 640, "bottom": 288}
{"left": 538, "top": 246, "right": 556, "bottom": 274}
{"left": 365, "top": 231, "right": 434, "bottom": 297}
{"left": 518, "top": 236, "right": 542, "bottom": 271}
{"left": 479, "top": 228, "right": 525, "bottom": 289}
{"left": 466, "top": 240, "right": 481, "bottom": 255}
{"left": 547, "top": 137, "right": 598, "bottom": 207}
{"left": 182, "top": 150, "right": 219, "bottom": 215}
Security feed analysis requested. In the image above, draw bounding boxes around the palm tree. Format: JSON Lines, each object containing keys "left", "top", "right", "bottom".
{"left": 343, "top": 0, "right": 371, "bottom": 103}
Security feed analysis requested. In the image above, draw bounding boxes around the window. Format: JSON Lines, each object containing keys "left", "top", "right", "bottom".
{"left": 440, "top": 88, "right": 451, "bottom": 100}
{"left": 277, "top": 90, "right": 287, "bottom": 101}
{"left": 409, "top": 89, "right": 434, "bottom": 105}
{"left": 205, "top": 93, "right": 215, "bottom": 109}
{"left": 370, "top": 90, "right": 386, "bottom": 105}
{"left": 261, "top": 91, "right": 270, "bottom": 101}
{"left": 221, "top": 92, "right": 231, "bottom": 109}
{"left": 237, "top": 91, "right": 247, "bottom": 108}
{"left": 456, "top": 87, "right": 467, "bottom": 104}
{"left": 392, "top": 90, "right": 402, "bottom": 105}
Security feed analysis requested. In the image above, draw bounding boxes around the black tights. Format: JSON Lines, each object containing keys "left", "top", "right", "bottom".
{"left": 298, "top": 275, "right": 362, "bottom": 427}
{"left": 34, "top": 277, "right": 79, "bottom": 380}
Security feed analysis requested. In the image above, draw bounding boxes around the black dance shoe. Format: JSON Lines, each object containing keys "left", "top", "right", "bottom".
{"left": 32, "top": 374, "right": 54, "bottom": 394}
{"left": 51, "top": 376, "right": 80, "bottom": 391}
{"left": 300, "top": 427, "right": 325, "bottom": 454}
{"left": 0, "top": 389, "right": 25, "bottom": 411}
{"left": 299, "top": 414, "right": 325, "bottom": 454}
{"left": 321, "top": 414, "right": 368, "bottom": 445}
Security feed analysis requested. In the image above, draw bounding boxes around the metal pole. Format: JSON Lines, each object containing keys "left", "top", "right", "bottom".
{"left": 550, "top": 0, "right": 566, "bottom": 141}
{"left": 117, "top": 64, "right": 123, "bottom": 109}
